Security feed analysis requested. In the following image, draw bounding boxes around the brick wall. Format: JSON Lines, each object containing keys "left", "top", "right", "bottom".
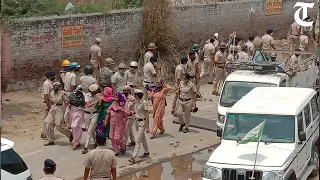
{"left": 3, "top": 0, "right": 318, "bottom": 91}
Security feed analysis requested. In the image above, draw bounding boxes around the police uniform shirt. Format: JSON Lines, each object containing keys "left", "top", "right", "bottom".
{"left": 99, "top": 67, "right": 113, "bottom": 87}
{"left": 144, "top": 51, "right": 154, "bottom": 65}
{"left": 45, "top": 91, "right": 64, "bottom": 125}
{"left": 261, "top": 34, "right": 275, "bottom": 50}
{"left": 84, "top": 92, "right": 98, "bottom": 112}
{"left": 175, "top": 64, "right": 185, "bottom": 83}
{"left": 135, "top": 99, "right": 148, "bottom": 119}
{"left": 90, "top": 44, "right": 101, "bottom": 60}
{"left": 143, "top": 62, "right": 157, "bottom": 83}
{"left": 179, "top": 80, "right": 197, "bottom": 100}
{"left": 80, "top": 75, "right": 97, "bottom": 92}
{"left": 111, "top": 72, "right": 126, "bottom": 93}
{"left": 43, "top": 79, "right": 53, "bottom": 99}
{"left": 64, "top": 72, "right": 76, "bottom": 91}
{"left": 39, "top": 174, "right": 64, "bottom": 180}
{"left": 299, "top": 35, "right": 309, "bottom": 51}
{"left": 215, "top": 50, "right": 227, "bottom": 65}
{"left": 124, "top": 70, "right": 137, "bottom": 86}
{"left": 84, "top": 146, "right": 117, "bottom": 179}
{"left": 203, "top": 43, "right": 215, "bottom": 59}
{"left": 186, "top": 57, "right": 198, "bottom": 77}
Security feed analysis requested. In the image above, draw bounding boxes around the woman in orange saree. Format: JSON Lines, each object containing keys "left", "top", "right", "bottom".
{"left": 146, "top": 79, "right": 174, "bottom": 139}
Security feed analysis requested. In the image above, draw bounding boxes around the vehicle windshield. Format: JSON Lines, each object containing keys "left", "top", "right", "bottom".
{"left": 220, "top": 81, "right": 277, "bottom": 107}
{"left": 223, "top": 114, "right": 295, "bottom": 143}
{"left": 1, "top": 148, "right": 28, "bottom": 174}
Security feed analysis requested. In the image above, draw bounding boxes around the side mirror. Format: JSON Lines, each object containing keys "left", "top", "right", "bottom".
{"left": 298, "top": 132, "right": 306, "bottom": 142}
{"left": 217, "top": 128, "right": 222, "bottom": 137}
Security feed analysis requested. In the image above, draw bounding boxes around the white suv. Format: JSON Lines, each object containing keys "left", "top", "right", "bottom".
{"left": 203, "top": 87, "right": 319, "bottom": 180}
{"left": 1, "top": 138, "right": 33, "bottom": 180}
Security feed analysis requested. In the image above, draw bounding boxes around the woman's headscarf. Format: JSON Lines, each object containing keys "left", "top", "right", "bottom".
{"left": 145, "top": 79, "right": 164, "bottom": 93}
{"left": 115, "top": 92, "right": 126, "bottom": 107}
{"left": 103, "top": 87, "right": 114, "bottom": 102}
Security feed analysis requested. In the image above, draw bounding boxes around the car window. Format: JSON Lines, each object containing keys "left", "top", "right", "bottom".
{"left": 297, "top": 112, "right": 304, "bottom": 133}
{"left": 304, "top": 104, "right": 311, "bottom": 127}
{"left": 1, "top": 149, "right": 28, "bottom": 175}
{"left": 311, "top": 95, "right": 319, "bottom": 120}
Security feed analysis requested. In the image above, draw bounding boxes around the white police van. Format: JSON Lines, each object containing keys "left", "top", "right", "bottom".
{"left": 217, "top": 55, "right": 318, "bottom": 133}
{"left": 1, "top": 138, "right": 33, "bottom": 180}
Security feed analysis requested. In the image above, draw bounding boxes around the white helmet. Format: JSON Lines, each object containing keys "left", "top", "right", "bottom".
{"left": 129, "top": 61, "right": 138, "bottom": 67}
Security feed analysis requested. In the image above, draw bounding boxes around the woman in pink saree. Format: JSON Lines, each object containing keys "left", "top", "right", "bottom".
{"left": 146, "top": 79, "right": 174, "bottom": 139}
{"left": 105, "top": 92, "right": 130, "bottom": 155}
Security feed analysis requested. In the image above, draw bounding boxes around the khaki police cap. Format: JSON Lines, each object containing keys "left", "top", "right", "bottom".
{"left": 95, "top": 38, "right": 102, "bottom": 43}
{"left": 133, "top": 89, "right": 144, "bottom": 94}
{"left": 88, "top": 84, "right": 99, "bottom": 92}
{"left": 53, "top": 82, "right": 61, "bottom": 86}
{"left": 123, "top": 85, "right": 131, "bottom": 91}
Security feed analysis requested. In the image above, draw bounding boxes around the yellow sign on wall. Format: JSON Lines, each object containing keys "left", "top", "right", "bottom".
{"left": 265, "top": 0, "right": 283, "bottom": 16}
{"left": 61, "top": 25, "right": 84, "bottom": 48}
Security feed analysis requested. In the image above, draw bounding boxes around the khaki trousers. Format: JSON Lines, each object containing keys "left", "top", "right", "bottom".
{"left": 289, "top": 35, "right": 299, "bottom": 50}
{"left": 90, "top": 59, "right": 100, "bottom": 82}
{"left": 212, "top": 67, "right": 226, "bottom": 93}
{"left": 44, "top": 123, "right": 72, "bottom": 143}
{"left": 84, "top": 113, "right": 99, "bottom": 148}
{"left": 171, "top": 91, "right": 179, "bottom": 111}
{"left": 41, "top": 103, "right": 49, "bottom": 136}
{"left": 177, "top": 99, "right": 193, "bottom": 128}
{"left": 132, "top": 120, "right": 149, "bottom": 158}
{"left": 190, "top": 78, "right": 200, "bottom": 94}
{"left": 125, "top": 116, "right": 136, "bottom": 145}
{"left": 200, "top": 58, "right": 214, "bottom": 82}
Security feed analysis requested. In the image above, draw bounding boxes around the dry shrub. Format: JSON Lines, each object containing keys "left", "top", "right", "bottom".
{"left": 134, "top": 0, "right": 185, "bottom": 76}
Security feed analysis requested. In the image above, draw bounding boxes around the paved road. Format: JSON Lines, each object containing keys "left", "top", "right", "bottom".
{"left": 11, "top": 84, "right": 220, "bottom": 179}
{"left": 118, "top": 149, "right": 319, "bottom": 180}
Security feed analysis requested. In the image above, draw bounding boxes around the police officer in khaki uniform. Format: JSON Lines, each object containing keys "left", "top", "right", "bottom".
{"left": 59, "top": 59, "right": 70, "bottom": 90}
{"left": 99, "top": 58, "right": 115, "bottom": 89}
{"left": 212, "top": 42, "right": 227, "bottom": 96}
{"left": 80, "top": 65, "right": 97, "bottom": 94}
{"left": 171, "top": 57, "right": 188, "bottom": 115}
{"left": 128, "top": 89, "right": 150, "bottom": 164}
{"left": 111, "top": 63, "right": 127, "bottom": 94}
{"left": 41, "top": 71, "right": 55, "bottom": 139}
{"left": 200, "top": 38, "right": 215, "bottom": 84}
{"left": 82, "top": 84, "right": 103, "bottom": 154}
{"left": 89, "top": 38, "right": 103, "bottom": 79}
{"left": 84, "top": 133, "right": 117, "bottom": 180}
{"left": 124, "top": 61, "right": 138, "bottom": 92}
{"left": 289, "top": 21, "right": 301, "bottom": 50}
{"left": 177, "top": 73, "right": 197, "bottom": 133}
{"left": 43, "top": 82, "right": 73, "bottom": 146}
{"left": 39, "top": 159, "right": 64, "bottom": 180}
{"left": 261, "top": 29, "right": 276, "bottom": 59}
{"left": 187, "top": 50, "right": 201, "bottom": 97}
{"left": 144, "top": 43, "right": 157, "bottom": 65}
{"left": 142, "top": 56, "right": 158, "bottom": 101}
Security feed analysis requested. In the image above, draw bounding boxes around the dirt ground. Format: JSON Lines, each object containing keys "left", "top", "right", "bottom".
{"left": 0, "top": 39, "right": 301, "bottom": 142}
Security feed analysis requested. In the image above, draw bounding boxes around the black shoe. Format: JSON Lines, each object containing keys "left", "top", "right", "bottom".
{"left": 128, "top": 157, "right": 136, "bottom": 164}
{"left": 150, "top": 136, "right": 155, "bottom": 139}
{"left": 82, "top": 128, "right": 87, "bottom": 131}
{"left": 44, "top": 142, "right": 55, "bottom": 146}
{"left": 127, "top": 142, "right": 136, "bottom": 147}
{"left": 207, "top": 82, "right": 213, "bottom": 84}
{"left": 115, "top": 153, "right": 120, "bottom": 156}
{"left": 93, "top": 143, "right": 98, "bottom": 149}
{"left": 139, "top": 152, "right": 150, "bottom": 158}
{"left": 183, "top": 128, "right": 189, "bottom": 133}
{"left": 179, "top": 124, "right": 185, "bottom": 132}
{"left": 82, "top": 148, "right": 88, "bottom": 154}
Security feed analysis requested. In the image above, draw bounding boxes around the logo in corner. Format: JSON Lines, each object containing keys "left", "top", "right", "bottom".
{"left": 294, "top": 2, "right": 314, "bottom": 27}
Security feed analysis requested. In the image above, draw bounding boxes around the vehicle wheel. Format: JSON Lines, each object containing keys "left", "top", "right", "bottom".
{"left": 310, "top": 146, "right": 319, "bottom": 177}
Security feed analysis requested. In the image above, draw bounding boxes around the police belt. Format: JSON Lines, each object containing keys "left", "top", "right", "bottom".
{"left": 179, "top": 97, "right": 191, "bottom": 101}
{"left": 129, "top": 85, "right": 136, "bottom": 88}
{"left": 85, "top": 111, "right": 98, "bottom": 114}
{"left": 189, "top": 76, "right": 196, "bottom": 78}
{"left": 137, "top": 118, "right": 146, "bottom": 121}
{"left": 143, "top": 81, "right": 153, "bottom": 84}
